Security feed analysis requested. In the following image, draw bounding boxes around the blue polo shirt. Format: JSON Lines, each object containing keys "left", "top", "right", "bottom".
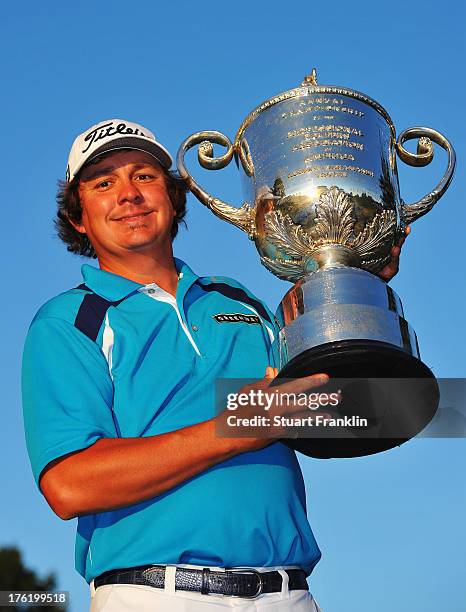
{"left": 22, "top": 258, "right": 321, "bottom": 582}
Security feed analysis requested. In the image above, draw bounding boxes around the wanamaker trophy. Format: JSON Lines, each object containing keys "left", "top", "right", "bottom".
{"left": 177, "top": 69, "right": 456, "bottom": 459}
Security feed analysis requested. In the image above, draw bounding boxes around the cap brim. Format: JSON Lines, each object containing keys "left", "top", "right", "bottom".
{"left": 83, "top": 136, "right": 173, "bottom": 174}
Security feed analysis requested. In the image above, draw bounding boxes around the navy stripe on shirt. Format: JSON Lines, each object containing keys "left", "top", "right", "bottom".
{"left": 196, "top": 280, "right": 273, "bottom": 326}
{"left": 74, "top": 284, "right": 126, "bottom": 342}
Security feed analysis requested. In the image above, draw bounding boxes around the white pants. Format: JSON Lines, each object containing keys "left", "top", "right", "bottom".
{"left": 89, "top": 565, "right": 323, "bottom": 611}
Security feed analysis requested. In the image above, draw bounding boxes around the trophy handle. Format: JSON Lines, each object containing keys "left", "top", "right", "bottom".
{"left": 396, "top": 127, "right": 456, "bottom": 225}
{"left": 177, "top": 131, "right": 255, "bottom": 237}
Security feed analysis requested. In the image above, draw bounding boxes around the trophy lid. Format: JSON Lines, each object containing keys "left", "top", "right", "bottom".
{"left": 234, "top": 68, "right": 395, "bottom": 145}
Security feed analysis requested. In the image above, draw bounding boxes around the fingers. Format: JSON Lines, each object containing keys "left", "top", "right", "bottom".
{"left": 273, "top": 372, "right": 329, "bottom": 395}
{"left": 263, "top": 366, "right": 329, "bottom": 392}
{"left": 259, "top": 369, "right": 329, "bottom": 395}
{"left": 222, "top": 371, "right": 333, "bottom": 450}
{"left": 397, "top": 225, "right": 411, "bottom": 248}
{"left": 264, "top": 366, "right": 279, "bottom": 380}
{"left": 378, "top": 226, "right": 411, "bottom": 282}
{"left": 392, "top": 225, "right": 411, "bottom": 263}
{"left": 390, "top": 245, "right": 401, "bottom": 258}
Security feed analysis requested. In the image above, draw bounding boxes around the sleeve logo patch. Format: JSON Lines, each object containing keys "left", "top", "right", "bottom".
{"left": 213, "top": 313, "right": 261, "bottom": 325}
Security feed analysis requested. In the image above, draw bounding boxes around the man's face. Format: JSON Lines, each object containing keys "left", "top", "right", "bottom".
{"left": 73, "top": 150, "right": 176, "bottom": 260}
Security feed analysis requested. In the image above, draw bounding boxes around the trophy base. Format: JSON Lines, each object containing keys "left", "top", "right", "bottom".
{"left": 278, "top": 340, "right": 439, "bottom": 459}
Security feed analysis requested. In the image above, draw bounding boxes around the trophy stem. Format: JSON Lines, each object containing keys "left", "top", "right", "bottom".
{"left": 306, "top": 244, "right": 360, "bottom": 272}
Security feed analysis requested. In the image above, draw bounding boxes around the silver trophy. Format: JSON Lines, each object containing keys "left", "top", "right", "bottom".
{"left": 177, "top": 70, "right": 456, "bottom": 458}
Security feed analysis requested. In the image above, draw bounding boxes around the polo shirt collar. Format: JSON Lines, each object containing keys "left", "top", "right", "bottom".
{"left": 81, "top": 264, "right": 142, "bottom": 301}
{"left": 174, "top": 257, "right": 199, "bottom": 291}
{"left": 81, "top": 258, "right": 199, "bottom": 302}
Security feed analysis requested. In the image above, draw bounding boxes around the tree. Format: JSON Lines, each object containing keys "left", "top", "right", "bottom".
{"left": 272, "top": 177, "right": 286, "bottom": 198}
{"left": 379, "top": 154, "right": 396, "bottom": 209}
{"left": 0, "top": 547, "right": 67, "bottom": 611}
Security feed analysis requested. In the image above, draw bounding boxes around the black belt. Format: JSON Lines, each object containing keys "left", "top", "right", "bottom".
{"left": 94, "top": 565, "right": 308, "bottom": 598}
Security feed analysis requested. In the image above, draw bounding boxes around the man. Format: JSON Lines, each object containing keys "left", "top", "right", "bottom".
{"left": 22, "top": 119, "right": 405, "bottom": 611}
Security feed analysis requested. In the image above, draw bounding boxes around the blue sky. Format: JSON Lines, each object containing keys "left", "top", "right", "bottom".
{"left": 1, "top": 1, "right": 465, "bottom": 611}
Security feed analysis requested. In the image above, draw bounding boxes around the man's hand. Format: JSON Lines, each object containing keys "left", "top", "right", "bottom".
{"left": 377, "top": 226, "right": 410, "bottom": 282}
{"left": 217, "top": 367, "right": 331, "bottom": 451}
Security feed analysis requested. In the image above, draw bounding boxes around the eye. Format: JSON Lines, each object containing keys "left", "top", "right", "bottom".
{"left": 95, "top": 179, "right": 111, "bottom": 189}
{"left": 135, "top": 173, "right": 155, "bottom": 181}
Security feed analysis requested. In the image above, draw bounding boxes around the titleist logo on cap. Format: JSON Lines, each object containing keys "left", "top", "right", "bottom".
{"left": 82, "top": 121, "right": 151, "bottom": 154}
{"left": 66, "top": 118, "right": 173, "bottom": 182}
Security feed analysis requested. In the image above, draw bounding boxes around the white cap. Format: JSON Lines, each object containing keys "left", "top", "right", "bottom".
{"left": 65, "top": 119, "right": 173, "bottom": 182}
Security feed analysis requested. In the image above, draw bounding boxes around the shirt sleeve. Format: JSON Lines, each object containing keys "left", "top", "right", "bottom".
{"left": 22, "top": 316, "right": 116, "bottom": 488}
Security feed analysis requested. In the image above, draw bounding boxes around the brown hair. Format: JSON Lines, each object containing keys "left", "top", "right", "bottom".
{"left": 55, "top": 153, "right": 188, "bottom": 258}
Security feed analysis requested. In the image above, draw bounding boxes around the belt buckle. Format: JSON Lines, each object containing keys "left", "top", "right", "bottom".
{"left": 226, "top": 568, "right": 263, "bottom": 599}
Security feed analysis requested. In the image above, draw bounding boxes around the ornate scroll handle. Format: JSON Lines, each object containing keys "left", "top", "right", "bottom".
{"left": 396, "top": 127, "right": 456, "bottom": 225}
{"left": 176, "top": 131, "right": 255, "bottom": 238}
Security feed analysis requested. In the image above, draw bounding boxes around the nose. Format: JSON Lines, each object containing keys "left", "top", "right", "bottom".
{"left": 117, "top": 178, "right": 143, "bottom": 205}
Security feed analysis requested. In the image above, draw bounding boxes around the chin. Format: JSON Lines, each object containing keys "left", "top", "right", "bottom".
{"left": 125, "top": 235, "right": 171, "bottom": 252}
